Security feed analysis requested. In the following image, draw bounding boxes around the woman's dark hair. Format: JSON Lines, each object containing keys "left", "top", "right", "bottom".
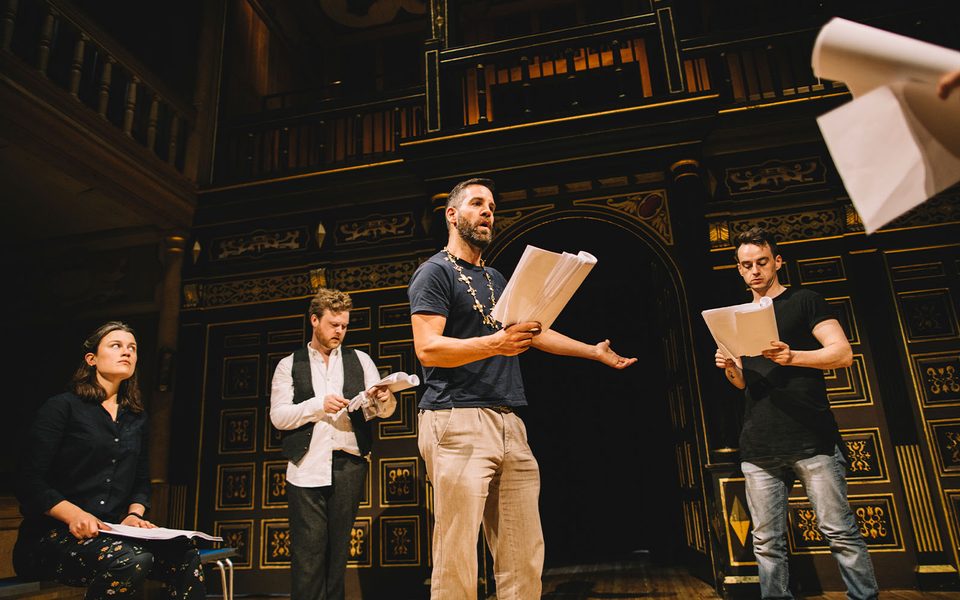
{"left": 70, "top": 321, "right": 143, "bottom": 413}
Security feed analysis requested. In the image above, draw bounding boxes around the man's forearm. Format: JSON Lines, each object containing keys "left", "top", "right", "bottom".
{"left": 414, "top": 334, "right": 498, "bottom": 368}
{"left": 531, "top": 329, "right": 597, "bottom": 359}
{"left": 789, "top": 343, "right": 853, "bottom": 370}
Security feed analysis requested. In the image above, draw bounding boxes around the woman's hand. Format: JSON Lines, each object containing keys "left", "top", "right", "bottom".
{"left": 68, "top": 510, "right": 107, "bottom": 539}
{"left": 121, "top": 513, "right": 157, "bottom": 529}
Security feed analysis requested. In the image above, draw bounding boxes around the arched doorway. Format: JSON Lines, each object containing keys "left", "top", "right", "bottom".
{"left": 489, "top": 216, "right": 685, "bottom": 567}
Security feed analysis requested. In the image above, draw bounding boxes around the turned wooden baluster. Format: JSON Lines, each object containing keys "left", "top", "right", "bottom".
{"left": 353, "top": 113, "right": 363, "bottom": 158}
{"left": 123, "top": 75, "right": 139, "bottom": 135}
{"left": 146, "top": 94, "right": 160, "bottom": 151}
{"left": 392, "top": 106, "right": 401, "bottom": 151}
{"left": 520, "top": 55, "right": 532, "bottom": 117}
{"left": 68, "top": 33, "right": 87, "bottom": 98}
{"left": 167, "top": 113, "right": 179, "bottom": 165}
{"left": 1, "top": 0, "right": 18, "bottom": 52}
{"left": 279, "top": 126, "right": 290, "bottom": 170}
{"left": 36, "top": 5, "right": 56, "bottom": 74}
{"left": 565, "top": 47, "right": 579, "bottom": 108}
{"left": 611, "top": 39, "right": 626, "bottom": 100}
{"left": 476, "top": 63, "right": 488, "bottom": 124}
{"left": 97, "top": 56, "right": 113, "bottom": 117}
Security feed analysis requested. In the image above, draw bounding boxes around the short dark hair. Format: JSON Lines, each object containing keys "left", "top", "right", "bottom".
{"left": 71, "top": 321, "right": 143, "bottom": 413}
{"left": 734, "top": 227, "right": 779, "bottom": 262}
{"left": 309, "top": 288, "right": 353, "bottom": 319}
{"left": 445, "top": 177, "right": 495, "bottom": 212}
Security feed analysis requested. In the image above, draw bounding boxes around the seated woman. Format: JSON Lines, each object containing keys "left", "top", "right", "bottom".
{"left": 13, "top": 321, "right": 205, "bottom": 599}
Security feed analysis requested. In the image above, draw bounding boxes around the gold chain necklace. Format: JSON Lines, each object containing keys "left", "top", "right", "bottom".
{"left": 442, "top": 247, "right": 500, "bottom": 329}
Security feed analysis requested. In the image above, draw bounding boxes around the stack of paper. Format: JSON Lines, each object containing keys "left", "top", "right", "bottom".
{"left": 489, "top": 245, "right": 596, "bottom": 331}
{"left": 103, "top": 523, "right": 222, "bottom": 542}
{"left": 702, "top": 297, "right": 779, "bottom": 362}
{"left": 812, "top": 18, "right": 960, "bottom": 233}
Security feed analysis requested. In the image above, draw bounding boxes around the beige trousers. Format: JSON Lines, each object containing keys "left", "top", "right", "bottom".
{"left": 419, "top": 407, "right": 544, "bottom": 600}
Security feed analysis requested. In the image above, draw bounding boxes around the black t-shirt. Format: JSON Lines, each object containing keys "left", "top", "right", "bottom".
{"left": 739, "top": 287, "right": 841, "bottom": 461}
{"left": 407, "top": 251, "right": 526, "bottom": 409}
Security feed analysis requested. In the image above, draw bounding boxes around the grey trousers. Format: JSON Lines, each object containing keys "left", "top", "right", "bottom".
{"left": 287, "top": 451, "right": 368, "bottom": 600}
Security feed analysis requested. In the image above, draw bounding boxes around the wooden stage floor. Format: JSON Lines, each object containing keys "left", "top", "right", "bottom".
{"left": 534, "top": 560, "right": 960, "bottom": 600}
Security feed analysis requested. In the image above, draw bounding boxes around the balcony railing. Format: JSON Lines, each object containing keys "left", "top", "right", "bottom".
{"left": 439, "top": 14, "right": 678, "bottom": 129}
{"left": 1, "top": 0, "right": 195, "bottom": 175}
{"left": 214, "top": 89, "right": 426, "bottom": 183}
{"left": 683, "top": 28, "right": 846, "bottom": 110}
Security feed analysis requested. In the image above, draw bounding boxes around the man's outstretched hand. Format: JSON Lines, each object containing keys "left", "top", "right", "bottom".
{"left": 595, "top": 339, "right": 637, "bottom": 369}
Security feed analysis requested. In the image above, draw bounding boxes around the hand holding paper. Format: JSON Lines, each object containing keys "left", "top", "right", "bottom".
{"left": 102, "top": 522, "right": 222, "bottom": 542}
{"left": 490, "top": 245, "right": 596, "bottom": 331}
{"left": 702, "top": 297, "right": 780, "bottom": 359}
{"left": 333, "top": 372, "right": 419, "bottom": 421}
{"left": 812, "top": 18, "right": 960, "bottom": 233}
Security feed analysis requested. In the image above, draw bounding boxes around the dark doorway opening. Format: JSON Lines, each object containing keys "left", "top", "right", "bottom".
{"left": 490, "top": 217, "right": 684, "bottom": 567}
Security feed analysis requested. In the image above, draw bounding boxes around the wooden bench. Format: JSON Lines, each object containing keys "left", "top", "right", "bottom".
{"left": 0, "top": 580, "right": 78, "bottom": 599}
{"left": 199, "top": 548, "right": 237, "bottom": 600}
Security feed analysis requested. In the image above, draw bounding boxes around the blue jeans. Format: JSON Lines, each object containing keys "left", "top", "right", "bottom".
{"left": 742, "top": 447, "right": 879, "bottom": 600}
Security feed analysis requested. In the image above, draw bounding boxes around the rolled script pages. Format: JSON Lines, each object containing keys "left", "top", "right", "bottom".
{"left": 490, "top": 245, "right": 596, "bottom": 332}
{"left": 812, "top": 18, "right": 960, "bottom": 233}
{"left": 701, "top": 296, "right": 779, "bottom": 363}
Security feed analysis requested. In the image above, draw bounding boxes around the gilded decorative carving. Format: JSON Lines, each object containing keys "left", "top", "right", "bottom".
{"left": 331, "top": 259, "right": 421, "bottom": 292}
{"left": 220, "top": 409, "right": 257, "bottom": 454}
{"left": 335, "top": 214, "right": 415, "bottom": 245}
{"left": 260, "top": 519, "right": 292, "bottom": 568}
{"left": 846, "top": 441, "right": 872, "bottom": 473}
{"left": 725, "top": 157, "right": 825, "bottom": 195}
{"left": 263, "top": 461, "right": 288, "bottom": 508}
{"left": 379, "top": 303, "right": 412, "bottom": 328}
{"left": 211, "top": 228, "right": 307, "bottom": 261}
{"left": 348, "top": 518, "right": 372, "bottom": 567}
{"left": 913, "top": 353, "right": 960, "bottom": 406}
{"left": 719, "top": 478, "right": 755, "bottom": 566}
{"left": 214, "top": 520, "right": 253, "bottom": 569}
{"left": 897, "top": 289, "right": 959, "bottom": 341}
{"left": 199, "top": 272, "right": 315, "bottom": 308}
{"left": 731, "top": 209, "right": 845, "bottom": 245}
{"left": 380, "top": 458, "right": 419, "bottom": 506}
{"left": 856, "top": 505, "right": 888, "bottom": 540}
{"left": 381, "top": 516, "right": 421, "bottom": 566}
{"left": 574, "top": 191, "right": 674, "bottom": 246}
{"left": 222, "top": 356, "right": 259, "bottom": 400}
{"left": 788, "top": 495, "right": 901, "bottom": 553}
{"left": 930, "top": 421, "right": 960, "bottom": 474}
{"left": 840, "top": 429, "right": 887, "bottom": 482}
{"left": 492, "top": 204, "right": 554, "bottom": 236}
{"left": 794, "top": 508, "right": 823, "bottom": 542}
{"left": 797, "top": 257, "right": 845, "bottom": 284}
{"left": 216, "top": 463, "right": 255, "bottom": 510}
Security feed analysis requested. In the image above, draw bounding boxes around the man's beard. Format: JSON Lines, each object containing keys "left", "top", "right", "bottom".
{"left": 457, "top": 218, "right": 492, "bottom": 250}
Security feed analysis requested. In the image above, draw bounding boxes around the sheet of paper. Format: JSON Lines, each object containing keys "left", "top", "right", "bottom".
{"left": 811, "top": 18, "right": 960, "bottom": 233}
{"left": 490, "top": 245, "right": 596, "bottom": 331}
{"left": 102, "top": 523, "right": 222, "bottom": 542}
{"left": 333, "top": 371, "right": 419, "bottom": 420}
{"left": 702, "top": 297, "right": 778, "bottom": 359}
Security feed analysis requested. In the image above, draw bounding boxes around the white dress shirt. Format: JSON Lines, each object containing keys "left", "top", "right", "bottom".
{"left": 270, "top": 344, "right": 396, "bottom": 488}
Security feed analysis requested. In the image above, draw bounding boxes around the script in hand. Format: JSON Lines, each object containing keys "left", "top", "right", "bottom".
{"left": 812, "top": 18, "right": 960, "bottom": 233}
{"left": 102, "top": 523, "right": 222, "bottom": 542}
{"left": 335, "top": 372, "right": 420, "bottom": 421}
{"left": 489, "top": 245, "right": 596, "bottom": 331}
{"left": 701, "top": 297, "right": 779, "bottom": 361}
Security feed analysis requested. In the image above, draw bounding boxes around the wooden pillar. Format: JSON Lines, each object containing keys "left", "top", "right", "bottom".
{"left": 1, "top": 0, "right": 18, "bottom": 52}
{"left": 148, "top": 233, "right": 187, "bottom": 525}
{"left": 97, "top": 57, "right": 114, "bottom": 118}
{"left": 68, "top": 34, "right": 87, "bottom": 98}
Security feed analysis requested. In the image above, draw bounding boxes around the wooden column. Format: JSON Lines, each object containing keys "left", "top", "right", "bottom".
{"left": 148, "top": 233, "right": 187, "bottom": 525}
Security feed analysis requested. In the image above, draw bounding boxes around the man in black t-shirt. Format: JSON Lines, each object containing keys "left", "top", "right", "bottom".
{"left": 409, "top": 177, "right": 636, "bottom": 600}
{"left": 715, "top": 227, "right": 878, "bottom": 600}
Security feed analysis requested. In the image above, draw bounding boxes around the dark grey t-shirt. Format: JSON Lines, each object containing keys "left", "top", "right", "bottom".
{"left": 407, "top": 251, "right": 526, "bottom": 410}
{"left": 740, "top": 287, "right": 841, "bottom": 462}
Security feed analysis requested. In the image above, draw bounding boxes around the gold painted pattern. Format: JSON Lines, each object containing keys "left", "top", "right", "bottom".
{"left": 895, "top": 445, "right": 943, "bottom": 552}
